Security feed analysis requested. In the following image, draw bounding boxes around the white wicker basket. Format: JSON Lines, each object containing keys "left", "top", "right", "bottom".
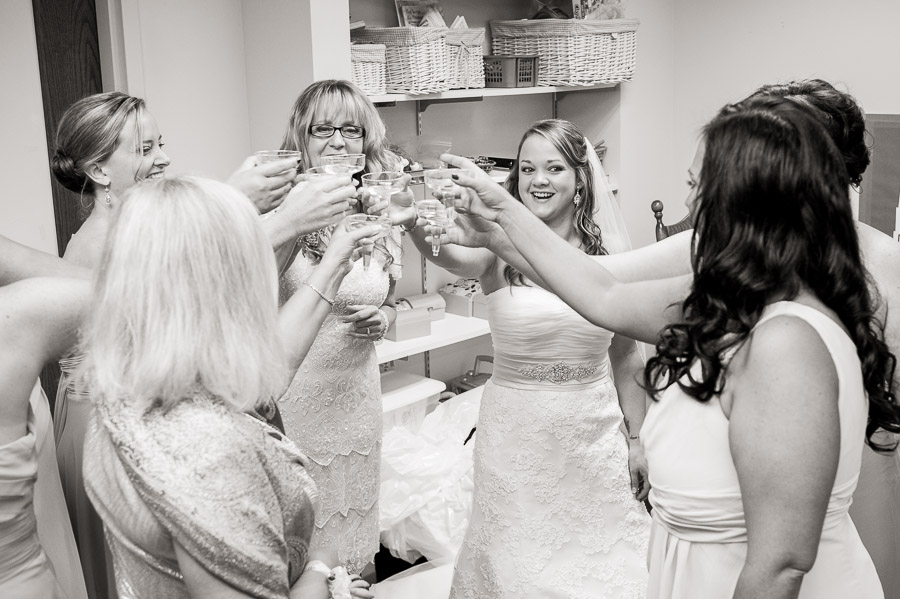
{"left": 446, "top": 28, "right": 485, "bottom": 89}
{"left": 351, "top": 27, "right": 449, "bottom": 95}
{"left": 490, "top": 18, "right": 639, "bottom": 86}
{"left": 350, "top": 44, "right": 386, "bottom": 95}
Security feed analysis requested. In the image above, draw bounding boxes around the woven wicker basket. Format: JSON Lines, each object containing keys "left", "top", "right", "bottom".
{"left": 351, "top": 27, "right": 449, "bottom": 95}
{"left": 446, "top": 28, "right": 485, "bottom": 89}
{"left": 350, "top": 44, "right": 386, "bottom": 95}
{"left": 489, "top": 18, "right": 639, "bottom": 86}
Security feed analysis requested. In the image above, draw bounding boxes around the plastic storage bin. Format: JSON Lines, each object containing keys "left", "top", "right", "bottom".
{"left": 483, "top": 55, "right": 539, "bottom": 88}
{"left": 381, "top": 371, "right": 447, "bottom": 432}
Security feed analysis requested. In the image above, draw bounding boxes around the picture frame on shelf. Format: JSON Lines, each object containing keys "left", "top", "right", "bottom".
{"left": 395, "top": 0, "right": 444, "bottom": 27}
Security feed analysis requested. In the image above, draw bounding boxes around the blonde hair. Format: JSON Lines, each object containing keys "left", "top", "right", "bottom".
{"left": 281, "top": 79, "right": 398, "bottom": 173}
{"left": 79, "top": 176, "right": 287, "bottom": 413}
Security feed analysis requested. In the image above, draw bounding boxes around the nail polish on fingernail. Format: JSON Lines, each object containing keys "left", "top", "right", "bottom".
{"left": 451, "top": 174, "right": 459, "bottom": 180}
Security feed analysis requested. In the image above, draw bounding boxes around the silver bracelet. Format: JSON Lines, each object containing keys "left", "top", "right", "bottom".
{"left": 399, "top": 220, "right": 417, "bottom": 234}
{"left": 304, "top": 281, "right": 334, "bottom": 306}
{"left": 375, "top": 308, "right": 390, "bottom": 340}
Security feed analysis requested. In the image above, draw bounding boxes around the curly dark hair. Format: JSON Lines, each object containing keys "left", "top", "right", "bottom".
{"left": 503, "top": 119, "right": 606, "bottom": 287}
{"left": 748, "top": 79, "right": 870, "bottom": 187}
{"left": 644, "top": 96, "right": 900, "bottom": 452}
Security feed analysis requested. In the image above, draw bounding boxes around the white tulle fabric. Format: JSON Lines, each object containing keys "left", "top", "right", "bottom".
{"left": 449, "top": 283, "right": 650, "bottom": 599}
{"left": 585, "top": 138, "right": 632, "bottom": 255}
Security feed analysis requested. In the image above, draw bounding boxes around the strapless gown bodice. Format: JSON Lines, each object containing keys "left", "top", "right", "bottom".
{"left": 487, "top": 284, "right": 614, "bottom": 389}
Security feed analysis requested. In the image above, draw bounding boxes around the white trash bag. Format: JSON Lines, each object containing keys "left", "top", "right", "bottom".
{"left": 380, "top": 386, "right": 483, "bottom": 563}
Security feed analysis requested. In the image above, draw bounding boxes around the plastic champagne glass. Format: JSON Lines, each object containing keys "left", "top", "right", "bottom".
{"left": 360, "top": 171, "right": 405, "bottom": 213}
{"left": 414, "top": 199, "right": 453, "bottom": 256}
{"left": 344, "top": 213, "right": 392, "bottom": 269}
{"left": 321, "top": 153, "right": 366, "bottom": 175}
{"left": 307, "top": 165, "right": 356, "bottom": 216}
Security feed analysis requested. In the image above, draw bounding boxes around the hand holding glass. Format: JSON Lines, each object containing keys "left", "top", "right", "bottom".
{"left": 307, "top": 165, "right": 356, "bottom": 215}
{"left": 415, "top": 199, "right": 454, "bottom": 256}
{"left": 255, "top": 149, "right": 302, "bottom": 166}
{"left": 360, "top": 172, "right": 405, "bottom": 213}
{"left": 344, "top": 213, "right": 392, "bottom": 269}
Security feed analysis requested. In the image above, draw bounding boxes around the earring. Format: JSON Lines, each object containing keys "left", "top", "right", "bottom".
{"left": 573, "top": 191, "right": 582, "bottom": 207}
{"left": 104, "top": 185, "right": 112, "bottom": 206}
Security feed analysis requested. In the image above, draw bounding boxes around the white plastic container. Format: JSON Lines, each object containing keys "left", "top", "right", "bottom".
{"left": 381, "top": 371, "right": 447, "bottom": 433}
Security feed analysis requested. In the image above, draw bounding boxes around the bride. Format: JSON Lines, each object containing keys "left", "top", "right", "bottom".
{"left": 395, "top": 119, "right": 651, "bottom": 598}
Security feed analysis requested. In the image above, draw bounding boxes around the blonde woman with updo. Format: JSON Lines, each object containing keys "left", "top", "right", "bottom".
{"left": 49, "top": 91, "right": 356, "bottom": 597}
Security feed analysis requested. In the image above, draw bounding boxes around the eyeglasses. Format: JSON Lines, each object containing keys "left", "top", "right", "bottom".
{"left": 308, "top": 124, "right": 366, "bottom": 139}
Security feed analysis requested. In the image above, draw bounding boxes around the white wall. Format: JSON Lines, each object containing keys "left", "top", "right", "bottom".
{"left": 671, "top": 0, "right": 900, "bottom": 223}
{"left": 1, "top": 0, "right": 58, "bottom": 254}
{"left": 123, "top": 0, "right": 251, "bottom": 181}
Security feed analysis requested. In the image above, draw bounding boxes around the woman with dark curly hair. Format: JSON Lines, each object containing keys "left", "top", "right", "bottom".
{"left": 436, "top": 95, "right": 900, "bottom": 598}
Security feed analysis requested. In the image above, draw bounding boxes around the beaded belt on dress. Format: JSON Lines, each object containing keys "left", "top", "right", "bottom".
{"left": 492, "top": 355, "right": 609, "bottom": 389}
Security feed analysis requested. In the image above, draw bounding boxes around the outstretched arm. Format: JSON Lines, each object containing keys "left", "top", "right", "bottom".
{"left": 441, "top": 155, "right": 688, "bottom": 343}
{"left": 0, "top": 235, "right": 89, "bottom": 285}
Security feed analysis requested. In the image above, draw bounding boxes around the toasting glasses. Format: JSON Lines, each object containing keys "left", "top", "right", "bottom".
{"left": 321, "top": 153, "right": 366, "bottom": 175}
{"left": 344, "top": 213, "right": 392, "bottom": 269}
{"left": 306, "top": 164, "right": 357, "bottom": 215}
{"left": 360, "top": 172, "right": 405, "bottom": 213}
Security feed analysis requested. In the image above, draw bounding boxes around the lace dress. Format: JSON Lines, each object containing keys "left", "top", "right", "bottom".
{"left": 450, "top": 284, "right": 651, "bottom": 599}
{"left": 278, "top": 251, "right": 391, "bottom": 574}
{"left": 642, "top": 302, "right": 883, "bottom": 598}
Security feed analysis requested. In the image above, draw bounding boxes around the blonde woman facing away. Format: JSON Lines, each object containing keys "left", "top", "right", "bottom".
{"left": 81, "top": 177, "right": 377, "bottom": 599}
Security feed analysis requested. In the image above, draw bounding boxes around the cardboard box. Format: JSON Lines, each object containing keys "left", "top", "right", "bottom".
{"left": 385, "top": 306, "right": 431, "bottom": 341}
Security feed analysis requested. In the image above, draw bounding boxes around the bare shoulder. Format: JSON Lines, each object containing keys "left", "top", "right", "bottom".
{"left": 0, "top": 277, "right": 89, "bottom": 357}
{"left": 728, "top": 314, "right": 837, "bottom": 405}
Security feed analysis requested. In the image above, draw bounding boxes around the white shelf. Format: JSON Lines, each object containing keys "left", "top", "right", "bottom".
{"left": 369, "top": 82, "right": 617, "bottom": 104}
{"left": 376, "top": 313, "right": 491, "bottom": 364}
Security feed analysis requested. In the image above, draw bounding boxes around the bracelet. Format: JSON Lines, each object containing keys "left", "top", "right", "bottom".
{"left": 304, "top": 281, "right": 335, "bottom": 306}
{"left": 260, "top": 206, "right": 280, "bottom": 221}
{"left": 375, "top": 308, "right": 389, "bottom": 341}
{"left": 303, "top": 559, "right": 332, "bottom": 577}
{"left": 399, "top": 220, "right": 417, "bottom": 234}
{"left": 628, "top": 434, "right": 640, "bottom": 440}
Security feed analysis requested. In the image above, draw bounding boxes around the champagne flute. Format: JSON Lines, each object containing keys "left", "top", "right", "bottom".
{"left": 344, "top": 213, "right": 392, "bottom": 269}
{"left": 424, "top": 168, "right": 462, "bottom": 219}
{"left": 307, "top": 165, "right": 356, "bottom": 216}
{"left": 255, "top": 149, "right": 302, "bottom": 165}
{"left": 414, "top": 199, "right": 453, "bottom": 256}
{"left": 360, "top": 171, "right": 404, "bottom": 213}
{"left": 321, "top": 153, "right": 366, "bottom": 175}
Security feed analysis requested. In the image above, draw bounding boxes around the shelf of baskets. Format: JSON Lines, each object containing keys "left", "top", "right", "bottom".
{"left": 368, "top": 82, "right": 617, "bottom": 105}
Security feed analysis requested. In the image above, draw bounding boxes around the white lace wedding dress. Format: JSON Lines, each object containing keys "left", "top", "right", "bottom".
{"left": 450, "top": 283, "right": 650, "bottom": 599}
{"left": 278, "top": 251, "right": 391, "bottom": 575}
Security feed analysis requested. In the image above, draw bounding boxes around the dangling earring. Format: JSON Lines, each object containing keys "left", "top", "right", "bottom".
{"left": 104, "top": 185, "right": 112, "bottom": 206}
{"left": 573, "top": 191, "right": 582, "bottom": 207}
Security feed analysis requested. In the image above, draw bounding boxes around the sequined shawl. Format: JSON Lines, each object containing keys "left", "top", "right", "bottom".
{"left": 84, "top": 394, "right": 318, "bottom": 599}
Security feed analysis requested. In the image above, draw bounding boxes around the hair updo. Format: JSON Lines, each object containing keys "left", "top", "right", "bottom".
{"left": 50, "top": 92, "right": 146, "bottom": 204}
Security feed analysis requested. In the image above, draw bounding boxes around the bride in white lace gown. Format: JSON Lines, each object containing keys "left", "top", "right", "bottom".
{"left": 399, "top": 119, "right": 651, "bottom": 598}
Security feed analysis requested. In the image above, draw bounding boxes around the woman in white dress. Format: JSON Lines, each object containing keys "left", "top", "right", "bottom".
{"left": 402, "top": 119, "right": 651, "bottom": 598}
{"left": 438, "top": 96, "right": 900, "bottom": 599}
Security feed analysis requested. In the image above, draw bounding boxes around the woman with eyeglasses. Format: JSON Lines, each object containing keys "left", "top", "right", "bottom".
{"left": 277, "top": 79, "right": 403, "bottom": 576}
